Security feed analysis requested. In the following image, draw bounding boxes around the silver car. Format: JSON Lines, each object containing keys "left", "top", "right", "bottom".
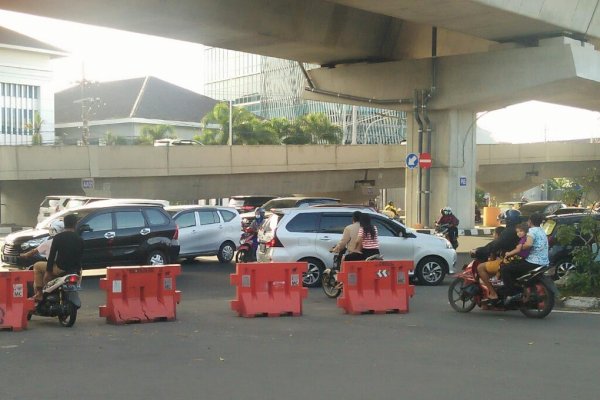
{"left": 166, "top": 206, "right": 241, "bottom": 263}
{"left": 257, "top": 207, "right": 457, "bottom": 287}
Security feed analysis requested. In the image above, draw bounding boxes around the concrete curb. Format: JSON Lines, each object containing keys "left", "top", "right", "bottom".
{"left": 416, "top": 228, "right": 494, "bottom": 237}
{"left": 558, "top": 296, "right": 600, "bottom": 311}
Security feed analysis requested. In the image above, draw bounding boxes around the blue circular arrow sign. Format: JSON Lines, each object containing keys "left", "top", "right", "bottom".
{"left": 406, "top": 153, "right": 419, "bottom": 169}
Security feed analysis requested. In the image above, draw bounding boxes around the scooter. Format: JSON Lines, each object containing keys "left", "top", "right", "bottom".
{"left": 448, "top": 259, "right": 558, "bottom": 319}
{"left": 235, "top": 227, "right": 256, "bottom": 263}
{"left": 435, "top": 223, "right": 459, "bottom": 249}
{"left": 28, "top": 274, "right": 81, "bottom": 327}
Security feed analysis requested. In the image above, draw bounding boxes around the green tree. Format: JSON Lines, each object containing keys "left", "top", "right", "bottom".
{"left": 556, "top": 216, "right": 600, "bottom": 296}
{"left": 138, "top": 124, "right": 176, "bottom": 145}
{"left": 104, "top": 131, "right": 127, "bottom": 145}
{"left": 298, "top": 113, "right": 342, "bottom": 144}
{"left": 25, "top": 111, "right": 43, "bottom": 145}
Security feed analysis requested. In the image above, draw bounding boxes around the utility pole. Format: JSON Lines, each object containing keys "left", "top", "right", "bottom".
{"left": 73, "top": 64, "right": 102, "bottom": 145}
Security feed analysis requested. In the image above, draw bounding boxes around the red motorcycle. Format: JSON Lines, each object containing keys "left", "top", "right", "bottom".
{"left": 448, "top": 259, "right": 557, "bottom": 319}
{"left": 235, "top": 226, "right": 256, "bottom": 263}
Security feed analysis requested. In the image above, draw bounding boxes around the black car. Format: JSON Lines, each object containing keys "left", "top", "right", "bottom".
{"left": 543, "top": 213, "right": 600, "bottom": 278}
{"left": 1, "top": 204, "right": 180, "bottom": 268}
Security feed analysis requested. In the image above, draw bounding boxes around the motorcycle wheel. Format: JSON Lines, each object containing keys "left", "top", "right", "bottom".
{"left": 322, "top": 272, "right": 342, "bottom": 299}
{"left": 448, "top": 278, "right": 477, "bottom": 313}
{"left": 235, "top": 249, "right": 248, "bottom": 263}
{"left": 519, "top": 282, "right": 554, "bottom": 319}
{"left": 58, "top": 302, "right": 77, "bottom": 327}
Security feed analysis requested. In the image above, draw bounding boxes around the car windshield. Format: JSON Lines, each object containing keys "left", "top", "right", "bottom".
{"left": 519, "top": 203, "right": 554, "bottom": 215}
{"left": 40, "top": 197, "right": 61, "bottom": 207}
{"left": 541, "top": 219, "right": 557, "bottom": 235}
{"left": 261, "top": 199, "right": 298, "bottom": 210}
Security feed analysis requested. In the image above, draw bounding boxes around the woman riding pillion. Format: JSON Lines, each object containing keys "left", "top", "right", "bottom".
{"left": 249, "top": 207, "right": 266, "bottom": 259}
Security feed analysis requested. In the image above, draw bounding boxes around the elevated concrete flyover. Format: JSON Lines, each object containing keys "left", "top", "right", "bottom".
{"left": 477, "top": 141, "right": 600, "bottom": 199}
{"left": 1, "top": 141, "right": 599, "bottom": 226}
{"left": 3, "top": 0, "right": 600, "bottom": 227}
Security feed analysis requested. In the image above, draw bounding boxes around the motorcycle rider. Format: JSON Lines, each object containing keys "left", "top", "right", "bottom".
{"left": 40, "top": 214, "right": 84, "bottom": 300}
{"left": 249, "top": 208, "right": 266, "bottom": 258}
{"left": 25, "top": 220, "right": 64, "bottom": 301}
{"left": 383, "top": 201, "right": 399, "bottom": 218}
{"left": 501, "top": 212, "right": 549, "bottom": 305}
{"left": 472, "top": 208, "right": 521, "bottom": 261}
{"left": 435, "top": 207, "right": 459, "bottom": 245}
{"left": 331, "top": 210, "right": 362, "bottom": 259}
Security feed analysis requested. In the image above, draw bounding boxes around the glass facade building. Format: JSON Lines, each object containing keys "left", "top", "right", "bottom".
{"left": 204, "top": 48, "right": 406, "bottom": 144}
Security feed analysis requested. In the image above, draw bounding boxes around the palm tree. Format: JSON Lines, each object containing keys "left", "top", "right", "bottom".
{"left": 138, "top": 124, "right": 176, "bottom": 145}
{"left": 25, "top": 112, "right": 44, "bottom": 145}
{"left": 298, "top": 113, "right": 342, "bottom": 144}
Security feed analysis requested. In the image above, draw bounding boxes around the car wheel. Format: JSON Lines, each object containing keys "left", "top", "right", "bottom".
{"left": 416, "top": 256, "right": 446, "bottom": 286}
{"left": 556, "top": 259, "right": 576, "bottom": 278}
{"left": 299, "top": 257, "right": 324, "bottom": 288}
{"left": 217, "top": 241, "right": 236, "bottom": 263}
{"left": 146, "top": 249, "right": 167, "bottom": 265}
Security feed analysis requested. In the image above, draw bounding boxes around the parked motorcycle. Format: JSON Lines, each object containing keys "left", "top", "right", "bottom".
{"left": 435, "top": 223, "right": 459, "bottom": 250}
{"left": 235, "top": 227, "right": 256, "bottom": 263}
{"left": 448, "top": 259, "right": 557, "bottom": 319}
{"left": 28, "top": 273, "right": 81, "bottom": 327}
{"left": 322, "top": 250, "right": 384, "bottom": 298}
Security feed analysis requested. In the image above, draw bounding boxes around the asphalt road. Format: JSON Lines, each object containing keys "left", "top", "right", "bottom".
{"left": 1, "top": 244, "right": 599, "bottom": 400}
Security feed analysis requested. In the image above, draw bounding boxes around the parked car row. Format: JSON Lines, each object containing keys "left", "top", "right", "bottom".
{"left": 5, "top": 194, "right": 463, "bottom": 288}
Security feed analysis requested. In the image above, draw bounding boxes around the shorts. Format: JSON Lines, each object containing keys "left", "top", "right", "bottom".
{"left": 484, "top": 259, "right": 502, "bottom": 274}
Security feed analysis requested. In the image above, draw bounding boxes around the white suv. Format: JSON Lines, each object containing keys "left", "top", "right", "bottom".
{"left": 257, "top": 207, "right": 457, "bottom": 287}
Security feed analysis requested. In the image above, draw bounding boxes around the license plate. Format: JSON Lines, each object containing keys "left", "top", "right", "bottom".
{"left": 259, "top": 243, "right": 266, "bottom": 253}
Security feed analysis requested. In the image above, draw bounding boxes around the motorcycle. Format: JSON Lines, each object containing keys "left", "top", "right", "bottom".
{"left": 235, "top": 227, "right": 256, "bottom": 263}
{"left": 28, "top": 273, "right": 81, "bottom": 327}
{"left": 435, "top": 223, "right": 459, "bottom": 250}
{"left": 322, "top": 249, "right": 345, "bottom": 298}
{"left": 322, "top": 250, "right": 383, "bottom": 298}
{"left": 448, "top": 259, "right": 558, "bottom": 319}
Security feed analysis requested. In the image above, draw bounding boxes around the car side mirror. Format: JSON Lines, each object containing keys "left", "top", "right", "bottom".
{"left": 79, "top": 224, "right": 92, "bottom": 233}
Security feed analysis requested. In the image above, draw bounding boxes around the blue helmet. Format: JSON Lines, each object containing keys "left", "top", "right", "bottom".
{"left": 504, "top": 209, "right": 521, "bottom": 226}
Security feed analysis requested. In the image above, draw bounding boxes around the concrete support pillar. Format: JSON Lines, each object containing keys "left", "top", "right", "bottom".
{"left": 405, "top": 109, "right": 476, "bottom": 229}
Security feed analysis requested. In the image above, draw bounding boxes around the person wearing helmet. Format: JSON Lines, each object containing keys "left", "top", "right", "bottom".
{"left": 383, "top": 201, "right": 399, "bottom": 218}
{"left": 248, "top": 208, "right": 267, "bottom": 259}
{"left": 21, "top": 219, "right": 65, "bottom": 301}
{"left": 435, "top": 207, "right": 459, "bottom": 245}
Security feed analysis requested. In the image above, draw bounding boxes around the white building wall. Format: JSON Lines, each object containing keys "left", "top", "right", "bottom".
{"left": 0, "top": 47, "right": 55, "bottom": 145}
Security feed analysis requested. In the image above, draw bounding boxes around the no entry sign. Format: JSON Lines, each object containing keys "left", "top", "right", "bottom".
{"left": 419, "top": 152, "right": 432, "bottom": 169}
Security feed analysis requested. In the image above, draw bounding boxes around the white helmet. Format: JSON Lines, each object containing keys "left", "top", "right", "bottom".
{"left": 442, "top": 207, "right": 452, "bottom": 215}
{"left": 49, "top": 220, "right": 64, "bottom": 236}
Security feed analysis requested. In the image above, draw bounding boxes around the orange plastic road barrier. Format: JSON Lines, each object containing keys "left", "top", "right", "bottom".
{"left": 230, "top": 262, "right": 308, "bottom": 317}
{"left": 99, "top": 265, "right": 181, "bottom": 324}
{"left": 0, "top": 270, "right": 35, "bottom": 331}
{"left": 336, "top": 260, "right": 415, "bottom": 314}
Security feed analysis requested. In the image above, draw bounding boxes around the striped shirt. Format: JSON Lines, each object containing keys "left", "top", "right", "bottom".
{"left": 359, "top": 226, "right": 379, "bottom": 249}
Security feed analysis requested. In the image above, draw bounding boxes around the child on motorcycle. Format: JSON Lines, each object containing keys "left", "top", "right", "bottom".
{"left": 502, "top": 223, "right": 530, "bottom": 265}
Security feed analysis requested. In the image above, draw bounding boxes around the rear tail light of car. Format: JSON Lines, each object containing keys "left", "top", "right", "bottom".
{"left": 241, "top": 205, "right": 255, "bottom": 212}
{"left": 173, "top": 225, "right": 179, "bottom": 240}
{"left": 266, "top": 229, "right": 283, "bottom": 248}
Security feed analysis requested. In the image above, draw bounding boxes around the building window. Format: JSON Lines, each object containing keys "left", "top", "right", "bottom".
{"left": 0, "top": 82, "right": 41, "bottom": 144}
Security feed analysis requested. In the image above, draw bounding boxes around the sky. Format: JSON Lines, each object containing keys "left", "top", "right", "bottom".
{"left": 1, "top": 9, "right": 600, "bottom": 144}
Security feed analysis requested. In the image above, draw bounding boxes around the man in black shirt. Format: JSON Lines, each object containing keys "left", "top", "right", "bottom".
{"left": 32, "top": 213, "right": 84, "bottom": 301}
